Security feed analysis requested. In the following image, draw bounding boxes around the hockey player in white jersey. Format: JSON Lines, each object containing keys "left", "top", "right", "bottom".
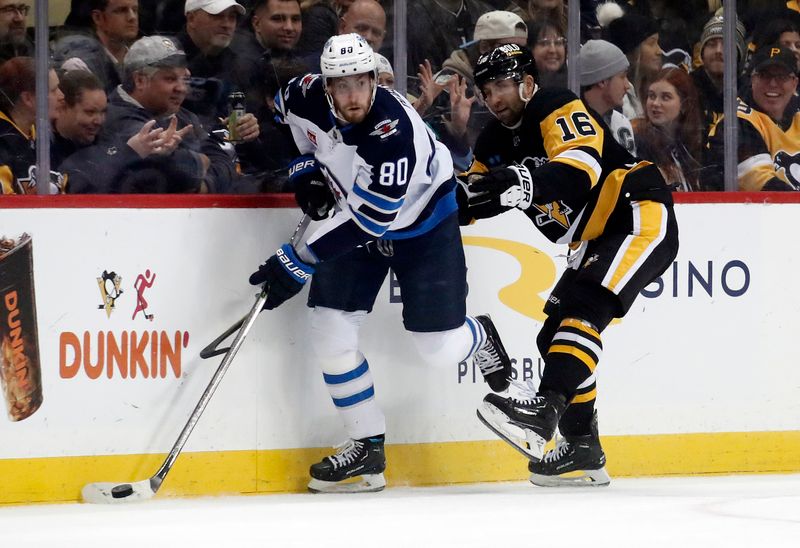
{"left": 248, "top": 33, "right": 512, "bottom": 493}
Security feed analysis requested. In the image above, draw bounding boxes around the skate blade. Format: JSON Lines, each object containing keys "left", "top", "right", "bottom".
{"left": 529, "top": 467, "right": 611, "bottom": 487}
{"left": 476, "top": 402, "right": 546, "bottom": 461}
{"left": 307, "top": 473, "right": 386, "bottom": 494}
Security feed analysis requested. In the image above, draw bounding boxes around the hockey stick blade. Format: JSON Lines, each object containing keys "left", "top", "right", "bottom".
{"left": 81, "top": 478, "right": 157, "bottom": 504}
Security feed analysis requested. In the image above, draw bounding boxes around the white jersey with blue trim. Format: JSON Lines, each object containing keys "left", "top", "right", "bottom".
{"left": 275, "top": 74, "right": 457, "bottom": 262}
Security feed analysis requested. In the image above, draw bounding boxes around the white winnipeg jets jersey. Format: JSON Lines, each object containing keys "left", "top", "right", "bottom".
{"left": 275, "top": 75, "right": 457, "bottom": 262}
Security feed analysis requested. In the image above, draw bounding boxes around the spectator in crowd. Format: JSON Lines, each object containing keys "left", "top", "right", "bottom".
{"left": 52, "top": 70, "right": 108, "bottom": 168}
{"left": 406, "top": 0, "right": 494, "bottom": 91}
{"left": 53, "top": 0, "right": 141, "bottom": 94}
{"left": 295, "top": 0, "right": 343, "bottom": 58}
{"left": 100, "top": 35, "right": 241, "bottom": 193}
{"left": 0, "top": 57, "right": 66, "bottom": 194}
{"left": 690, "top": 8, "right": 747, "bottom": 140}
{"left": 526, "top": 0, "right": 566, "bottom": 35}
{"left": 579, "top": 39, "right": 636, "bottom": 156}
{"left": 0, "top": 1, "right": 32, "bottom": 64}
{"left": 338, "top": 0, "right": 385, "bottom": 52}
{"left": 375, "top": 52, "right": 394, "bottom": 87}
{"left": 599, "top": 1, "right": 662, "bottom": 121}
{"left": 178, "top": 0, "right": 248, "bottom": 125}
{"left": 416, "top": 11, "right": 528, "bottom": 169}
{"left": 633, "top": 66, "right": 705, "bottom": 191}
{"left": 750, "top": 14, "right": 800, "bottom": 76}
{"left": 231, "top": 0, "right": 307, "bottom": 114}
{"left": 529, "top": 18, "right": 566, "bottom": 88}
{"left": 707, "top": 46, "right": 800, "bottom": 191}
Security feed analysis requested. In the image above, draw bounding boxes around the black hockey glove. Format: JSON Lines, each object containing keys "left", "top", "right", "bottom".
{"left": 289, "top": 155, "right": 335, "bottom": 221}
{"left": 467, "top": 164, "right": 535, "bottom": 219}
{"left": 249, "top": 244, "right": 316, "bottom": 310}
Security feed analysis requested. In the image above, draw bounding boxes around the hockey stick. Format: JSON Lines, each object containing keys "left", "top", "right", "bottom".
{"left": 81, "top": 214, "right": 312, "bottom": 504}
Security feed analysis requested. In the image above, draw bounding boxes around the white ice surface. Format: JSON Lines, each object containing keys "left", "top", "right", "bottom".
{"left": 2, "top": 474, "right": 799, "bottom": 547}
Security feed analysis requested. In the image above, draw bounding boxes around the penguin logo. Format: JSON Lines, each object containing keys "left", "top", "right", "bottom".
{"left": 775, "top": 151, "right": 800, "bottom": 190}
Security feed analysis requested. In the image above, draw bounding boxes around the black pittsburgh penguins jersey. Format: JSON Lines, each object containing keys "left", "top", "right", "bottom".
{"left": 468, "top": 87, "right": 672, "bottom": 244}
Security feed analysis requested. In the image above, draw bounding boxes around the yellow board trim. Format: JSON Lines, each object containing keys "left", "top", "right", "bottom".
{"left": 2, "top": 432, "right": 800, "bottom": 505}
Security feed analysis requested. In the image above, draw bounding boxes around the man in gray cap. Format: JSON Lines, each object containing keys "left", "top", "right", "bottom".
{"left": 579, "top": 39, "right": 636, "bottom": 156}
{"left": 101, "top": 35, "right": 240, "bottom": 192}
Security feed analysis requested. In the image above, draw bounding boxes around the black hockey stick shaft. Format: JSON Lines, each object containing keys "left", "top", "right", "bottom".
{"left": 150, "top": 214, "right": 312, "bottom": 493}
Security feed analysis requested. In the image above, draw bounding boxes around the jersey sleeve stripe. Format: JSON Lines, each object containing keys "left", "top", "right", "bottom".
{"left": 356, "top": 203, "right": 397, "bottom": 224}
{"left": 552, "top": 148, "right": 602, "bottom": 186}
{"left": 352, "top": 209, "right": 391, "bottom": 237}
{"left": 351, "top": 182, "right": 405, "bottom": 212}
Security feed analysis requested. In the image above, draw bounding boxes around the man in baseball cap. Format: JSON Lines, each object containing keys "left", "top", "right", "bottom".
{"left": 184, "top": 0, "right": 245, "bottom": 16}
{"left": 706, "top": 45, "right": 800, "bottom": 191}
{"left": 123, "top": 35, "right": 187, "bottom": 73}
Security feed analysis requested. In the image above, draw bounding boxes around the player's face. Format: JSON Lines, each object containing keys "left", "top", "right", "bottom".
{"left": 751, "top": 66, "right": 798, "bottom": 121}
{"left": 603, "top": 69, "right": 630, "bottom": 108}
{"left": 645, "top": 79, "right": 682, "bottom": 129}
{"left": 480, "top": 76, "right": 526, "bottom": 126}
{"left": 701, "top": 37, "right": 724, "bottom": 79}
{"left": 329, "top": 73, "right": 374, "bottom": 124}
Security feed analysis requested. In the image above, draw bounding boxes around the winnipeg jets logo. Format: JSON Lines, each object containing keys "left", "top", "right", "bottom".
{"left": 300, "top": 74, "right": 319, "bottom": 97}
{"left": 775, "top": 150, "right": 800, "bottom": 190}
{"left": 369, "top": 119, "right": 399, "bottom": 139}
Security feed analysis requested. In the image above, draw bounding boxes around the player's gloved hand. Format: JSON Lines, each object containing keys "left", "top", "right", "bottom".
{"left": 289, "top": 155, "right": 334, "bottom": 221}
{"left": 249, "top": 244, "right": 316, "bottom": 310}
{"left": 468, "top": 163, "right": 536, "bottom": 211}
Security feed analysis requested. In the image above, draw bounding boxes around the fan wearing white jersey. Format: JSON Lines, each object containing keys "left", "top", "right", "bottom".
{"left": 248, "top": 33, "right": 512, "bottom": 493}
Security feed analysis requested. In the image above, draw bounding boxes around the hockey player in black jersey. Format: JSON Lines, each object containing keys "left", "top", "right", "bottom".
{"left": 462, "top": 44, "right": 679, "bottom": 487}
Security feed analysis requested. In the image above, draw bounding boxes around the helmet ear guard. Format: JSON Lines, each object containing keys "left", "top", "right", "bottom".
{"left": 320, "top": 33, "right": 378, "bottom": 121}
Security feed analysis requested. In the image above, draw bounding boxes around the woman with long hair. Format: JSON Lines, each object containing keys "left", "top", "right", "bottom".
{"left": 633, "top": 66, "right": 707, "bottom": 191}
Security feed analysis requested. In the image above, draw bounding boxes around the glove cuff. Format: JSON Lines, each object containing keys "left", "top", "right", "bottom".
{"left": 277, "top": 244, "right": 315, "bottom": 284}
{"left": 288, "top": 154, "right": 318, "bottom": 182}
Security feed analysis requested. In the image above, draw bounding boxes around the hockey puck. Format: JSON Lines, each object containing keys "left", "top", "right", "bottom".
{"left": 111, "top": 484, "right": 134, "bottom": 498}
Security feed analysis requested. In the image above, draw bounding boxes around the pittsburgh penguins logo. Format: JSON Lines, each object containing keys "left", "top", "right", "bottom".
{"left": 532, "top": 200, "right": 573, "bottom": 229}
{"left": 775, "top": 151, "right": 800, "bottom": 190}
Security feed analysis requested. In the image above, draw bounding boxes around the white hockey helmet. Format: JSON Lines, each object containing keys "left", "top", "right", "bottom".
{"left": 320, "top": 33, "right": 378, "bottom": 120}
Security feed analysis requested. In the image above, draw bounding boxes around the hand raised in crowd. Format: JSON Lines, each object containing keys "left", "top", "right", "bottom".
{"left": 221, "top": 112, "right": 260, "bottom": 143}
{"left": 414, "top": 59, "right": 446, "bottom": 116}
{"left": 444, "top": 75, "right": 476, "bottom": 139}
{"left": 156, "top": 115, "right": 194, "bottom": 156}
{"left": 127, "top": 120, "right": 166, "bottom": 158}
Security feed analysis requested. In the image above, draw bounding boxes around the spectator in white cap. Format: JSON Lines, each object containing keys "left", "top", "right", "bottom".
{"left": 176, "top": 0, "right": 256, "bottom": 127}
{"left": 579, "top": 39, "right": 636, "bottom": 156}
{"left": 374, "top": 53, "right": 394, "bottom": 88}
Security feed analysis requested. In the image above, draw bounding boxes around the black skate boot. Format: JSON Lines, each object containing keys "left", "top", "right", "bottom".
{"left": 308, "top": 436, "right": 386, "bottom": 493}
{"left": 528, "top": 413, "right": 610, "bottom": 487}
{"left": 473, "top": 315, "right": 512, "bottom": 392}
{"left": 477, "top": 383, "right": 567, "bottom": 461}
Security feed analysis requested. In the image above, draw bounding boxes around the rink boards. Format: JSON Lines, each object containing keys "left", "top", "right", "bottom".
{"left": 0, "top": 195, "right": 798, "bottom": 504}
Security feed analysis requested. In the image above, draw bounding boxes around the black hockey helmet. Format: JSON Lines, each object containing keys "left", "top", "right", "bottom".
{"left": 474, "top": 44, "right": 537, "bottom": 91}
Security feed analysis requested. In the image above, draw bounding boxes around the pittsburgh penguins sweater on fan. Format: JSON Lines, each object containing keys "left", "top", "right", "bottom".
{"left": 276, "top": 75, "right": 458, "bottom": 262}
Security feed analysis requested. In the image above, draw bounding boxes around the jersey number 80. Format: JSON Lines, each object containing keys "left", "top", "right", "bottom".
{"left": 378, "top": 158, "right": 409, "bottom": 186}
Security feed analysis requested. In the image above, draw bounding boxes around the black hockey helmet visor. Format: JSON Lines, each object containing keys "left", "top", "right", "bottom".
{"left": 474, "top": 44, "right": 537, "bottom": 92}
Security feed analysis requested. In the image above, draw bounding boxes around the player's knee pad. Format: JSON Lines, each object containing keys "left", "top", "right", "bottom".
{"left": 310, "top": 306, "right": 367, "bottom": 374}
{"left": 410, "top": 323, "right": 473, "bottom": 368}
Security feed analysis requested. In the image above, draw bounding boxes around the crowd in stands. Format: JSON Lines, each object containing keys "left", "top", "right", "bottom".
{"left": 0, "top": 0, "right": 799, "bottom": 194}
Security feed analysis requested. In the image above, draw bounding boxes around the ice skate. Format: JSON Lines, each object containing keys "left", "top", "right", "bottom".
{"left": 308, "top": 436, "right": 386, "bottom": 493}
{"left": 473, "top": 315, "right": 512, "bottom": 392}
{"left": 528, "top": 413, "right": 610, "bottom": 487}
{"left": 477, "top": 380, "right": 566, "bottom": 461}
